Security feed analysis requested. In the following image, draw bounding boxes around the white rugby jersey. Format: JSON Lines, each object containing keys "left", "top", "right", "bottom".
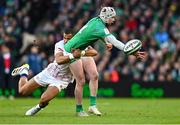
{"left": 45, "top": 40, "right": 73, "bottom": 83}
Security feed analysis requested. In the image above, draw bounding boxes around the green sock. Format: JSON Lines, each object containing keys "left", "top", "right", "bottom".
{"left": 76, "top": 105, "right": 83, "bottom": 112}
{"left": 90, "top": 96, "right": 96, "bottom": 106}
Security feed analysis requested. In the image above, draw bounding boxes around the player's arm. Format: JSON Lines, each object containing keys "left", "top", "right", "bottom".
{"left": 104, "top": 35, "right": 147, "bottom": 60}
{"left": 55, "top": 52, "right": 72, "bottom": 64}
{"left": 81, "top": 46, "right": 98, "bottom": 57}
{"left": 55, "top": 49, "right": 81, "bottom": 64}
{"left": 104, "top": 34, "right": 125, "bottom": 51}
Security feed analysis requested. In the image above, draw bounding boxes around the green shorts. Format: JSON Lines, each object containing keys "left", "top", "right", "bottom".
{"left": 69, "top": 58, "right": 80, "bottom": 64}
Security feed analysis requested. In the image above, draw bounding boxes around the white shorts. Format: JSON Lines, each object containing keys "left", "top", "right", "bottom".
{"left": 34, "top": 70, "right": 69, "bottom": 91}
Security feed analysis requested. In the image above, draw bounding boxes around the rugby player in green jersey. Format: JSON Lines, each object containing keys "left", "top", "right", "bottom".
{"left": 64, "top": 7, "right": 146, "bottom": 116}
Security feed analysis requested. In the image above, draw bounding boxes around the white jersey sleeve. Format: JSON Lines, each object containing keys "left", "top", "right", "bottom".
{"left": 54, "top": 40, "right": 71, "bottom": 56}
{"left": 104, "top": 34, "right": 125, "bottom": 51}
{"left": 54, "top": 40, "right": 65, "bottom": 55}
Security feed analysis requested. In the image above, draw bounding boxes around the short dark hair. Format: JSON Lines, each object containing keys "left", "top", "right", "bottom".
{"left": 64, "top": 28, "right": 73, "bottom": 34}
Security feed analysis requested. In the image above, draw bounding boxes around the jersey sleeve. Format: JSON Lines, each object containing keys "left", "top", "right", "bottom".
{"left": 95, "top": 27, "right": 112, "bottom": 40}
{"left": 54, "top": 43, "right": 64, "bottom": 56}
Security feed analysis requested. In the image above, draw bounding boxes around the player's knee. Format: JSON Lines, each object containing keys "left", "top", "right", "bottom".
{"left": 19, "top": 89, "right": 28, "bottom": 96}
{"left": 89, "top": 72, "right": 99, "bottom": 81}
{"left": 76, "top": 77, "right": 85, "bottom": 85}
{"left": 75, "top": 82, "right": 84, "bottom": 89}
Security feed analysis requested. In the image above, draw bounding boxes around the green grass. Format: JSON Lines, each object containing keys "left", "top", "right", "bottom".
{"left": 0, "top": 98, "right": 180, "bottom": 124}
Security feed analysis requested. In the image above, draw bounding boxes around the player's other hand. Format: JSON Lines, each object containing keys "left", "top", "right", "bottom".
{"left": 133, "top": 51, "right": 147, "bottom": 60}
{"left": 106, "top": 43, "right": 113, "bottom": 51}
{"left": 72, "top": 49, "right": 81, "bottom": 58}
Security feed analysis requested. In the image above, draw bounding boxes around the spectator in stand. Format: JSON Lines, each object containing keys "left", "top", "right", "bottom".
{"left": 22, "top": 45, "right": 43, "bottom": 77}
{"left": 0, "top": 42, "right": 16, "bottom": 99}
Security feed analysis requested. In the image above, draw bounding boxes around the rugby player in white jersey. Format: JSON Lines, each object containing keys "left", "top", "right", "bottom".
{"left": 11, "top": 29, "right": 98, "bottom": 116}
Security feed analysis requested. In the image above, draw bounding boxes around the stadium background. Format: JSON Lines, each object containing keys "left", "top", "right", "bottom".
{"left": 0, "top": 0, "right": 180, "bottom": 99}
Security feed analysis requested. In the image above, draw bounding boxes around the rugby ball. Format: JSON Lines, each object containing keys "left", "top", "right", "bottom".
{"left": 123, "top": 39, "right": 142, "bottom": 55}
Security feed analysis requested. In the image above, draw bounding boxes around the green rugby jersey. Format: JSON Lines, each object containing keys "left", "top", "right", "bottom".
{"left": 64, "top": 17, "right": 111, "bottom": 52}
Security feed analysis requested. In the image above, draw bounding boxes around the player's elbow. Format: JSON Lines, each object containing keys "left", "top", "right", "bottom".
{"left": 56, "top": 56, "right": 69, "bottom": 64}
{"left": 56, "top": 59, "right": 66, "bottom": 64}
{"left": 88, "top": 49, "right": 98, "bottom": 56}
{"left": 55, "top": 53, "right": 68, "bottom": 64}
{"left": 92, "top": 50, "right": 98, "bottom": 56}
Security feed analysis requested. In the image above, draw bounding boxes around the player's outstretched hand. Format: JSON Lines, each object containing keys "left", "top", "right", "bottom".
{"left": 72, "top": 49, "right": 81, "bottom": 58}
{"left": 133, "top": 51, "right": 147, "bottom": 60}
{"left": 106, "top": 43, "right": 113, "bottom": 51}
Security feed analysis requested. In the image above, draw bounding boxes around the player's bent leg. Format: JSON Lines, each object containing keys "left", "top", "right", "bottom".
{"left": 69, "top": 60, "right": 85, "bottom": 102}
{"left": 11, "top": 64, "right": 42, "bottom": 96}
{"left": 70, "top": 60, "right": 85, "bottom": 105}
{"left": 39, "top": 86, "right": 59, "bottom": 107}
{"left": 19, "top": 78, "right": 41, "bottom": 96}
{"left": 69, "top": 59, "right": 86, "bottom": 86}
{"left": 69, "top": 60, "right": 88, "bottom": 116}
{"left": 82, "top": 57, "right": 102, "bottom": 116}
{"left": 25, "top": 86, "right": 60, "bottom": 116}
{"left": 82, "top": 57, "right": 98, "bottom": 96}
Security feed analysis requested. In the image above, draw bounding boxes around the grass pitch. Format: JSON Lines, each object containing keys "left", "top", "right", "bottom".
{"left": 0, "top": 98, "right": 180, "bottom": 124}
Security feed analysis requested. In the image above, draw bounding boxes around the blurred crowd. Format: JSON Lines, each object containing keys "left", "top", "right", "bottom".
{"left": 0, "top": 0, "right": 179, "bottom": 93}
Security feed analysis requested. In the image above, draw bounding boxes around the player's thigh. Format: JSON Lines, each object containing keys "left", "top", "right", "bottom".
{"left": 69, "top": 59, "right": 85, "bottom": 81}
{"left": 21, "top": 78, "right": 42, "bottom": 93}
{"left": 41, "top": 86, "right": 59, "bottom": 102}
{"left": 81, "top": 57, "right": 98, "bottom": 78}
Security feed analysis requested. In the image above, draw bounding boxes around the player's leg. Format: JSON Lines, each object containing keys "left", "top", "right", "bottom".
{"left": 25, "top": 85, "right": 60, "bottom": 116}
{"left": 69, "top": 59, "right": 88, "bottom": 116}
{"left": 18, "top": 78, "right": 41, "bottom": 96}
{"left": 81, "top": 57, "right": 102, "bottom": 116}
{"left": 11, "top": 64, "right": 41, "bottom": 95}
{"left": 82, "top": 57, "right": 98, "bottom": 97}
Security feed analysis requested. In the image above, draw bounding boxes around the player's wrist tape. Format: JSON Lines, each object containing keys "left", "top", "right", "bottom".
{"left": 81, "top": 50, "right": 86, "bottom": 56}
{"left": 69, "top": 54, "right": 74, "bottom": 60}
